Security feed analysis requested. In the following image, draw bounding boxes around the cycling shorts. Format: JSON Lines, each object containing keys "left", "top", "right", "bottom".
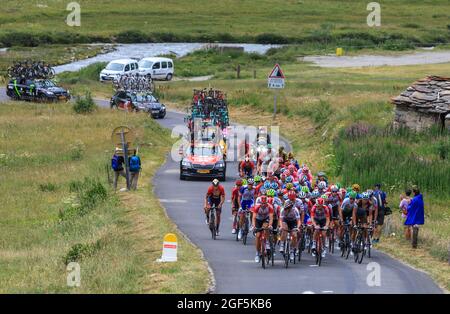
{"left": 283, "top": 218, "right": 298, "bottom": 231}
{"left": 208, "top": 197, "right": 222, "bottom": 212}
{"left": 255, "top": 218, "right": 270, "bottom": 230}
{"left": 314, "top": 217, "right": 327, "bottom": 228}
{"left": 241, "top": 199, "right": 254, "bottom": 211}
{"left": 331, "top": 205, "right": 339, "bottom": 219}
{"left": 356, "top": 207, "right": 367, "bottom": 219}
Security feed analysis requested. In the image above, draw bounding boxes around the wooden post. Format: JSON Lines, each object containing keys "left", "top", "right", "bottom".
{"left": 236, "top": 64, "right": 240, "bottom": 79}
{"left": 253, "top": 69, "right": 256, "bottom": 79}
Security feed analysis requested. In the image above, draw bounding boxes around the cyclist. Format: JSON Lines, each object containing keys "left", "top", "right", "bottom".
{"left": 231, "top": 179, "right": 243, "bottom": 234}
{"left": 310, "top": 198, "right": 331, "bottom": 258}
{"left": 317, "top": 180, "right": 328, "bottom": 195}
{"left": 315, "top": 171, "right": 328, "bottom": 187}
{"left": 351, "top": 192, "right": 373, "bottom": 247}
{"left": 338, "top": 191, "right": 358, "bottom": 248}
{"left": 240, "top": 155, "right": 255, "bottom": 178}
{"left": 237, "top": 178, "right": 256, "bottom": 240}
{"left": 204, "top": 178, "right": 225, "bottom": 236}
{"left": 267, "top": 188, "right": 282, "bottom": 239}
{"left": 254, "top": 175, "right": 263, "bottom": 195}
{"left": 279, "top": 199, "right": 302, "bottom": 260}
{"left": 251, "top": 195, "right": 274, "bottom": 263}
{"left": 326, "top": 185, "right": 343, "bottom": 237}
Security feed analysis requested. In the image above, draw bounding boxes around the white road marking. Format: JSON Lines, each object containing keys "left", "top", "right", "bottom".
{"left": 163, "top": 169, "right": 179, "bottom": 174}
{"left": 159, "top": 199, "right": 188, "bottom": 203}
{"left": 239, "top": 260, "right": 257, "bottom": 263}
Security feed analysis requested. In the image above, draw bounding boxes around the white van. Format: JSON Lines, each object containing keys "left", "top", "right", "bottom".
{"left": 99, "top": 59, "right": 139, "bottom": 82}
{"left": 138, "top": 57, "right": 174, "bottom": 81}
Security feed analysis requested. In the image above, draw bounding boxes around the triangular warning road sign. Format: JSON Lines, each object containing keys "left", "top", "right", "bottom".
{"left": 268, "top": 64, "right": 285, "bottom": 78}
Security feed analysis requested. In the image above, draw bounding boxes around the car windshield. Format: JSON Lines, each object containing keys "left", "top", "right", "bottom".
{"left": 133, "top": 94, "right": 157, "bottom": 102}
{"left": 138, "top": 60, "right": 153, "bottom": 69}
{"left": 36, "top": 80, "right": 56, "bottom": 88}
{"left": 187, "top": 146, "right": 221, "bottom": 157}
{"left": 105, "top": 62, "right": 124, "bottom": 71}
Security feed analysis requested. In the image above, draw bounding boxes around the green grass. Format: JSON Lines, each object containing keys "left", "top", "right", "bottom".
{"left": 1, "top": 1, "right": 450, "bottom": 48}
{"left": 0, "top": 103, "right": 209, "bottom": 293}
{"left": 0, "top": 44, "right": 110, "bottom": 78}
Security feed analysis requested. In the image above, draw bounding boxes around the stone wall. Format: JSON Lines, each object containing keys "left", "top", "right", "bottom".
{"left": 394, "top": 105, "right": 441, "bottom": 131}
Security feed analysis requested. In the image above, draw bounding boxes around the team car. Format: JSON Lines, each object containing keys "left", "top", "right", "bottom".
{"left": 180, "top": 141, "right": 226, "bottom": 181}
{"left": 6, "top": 78, "right": 70, "bottom": 102}
{"left": 110, "top": 91, "right": 166, "bottom": 118}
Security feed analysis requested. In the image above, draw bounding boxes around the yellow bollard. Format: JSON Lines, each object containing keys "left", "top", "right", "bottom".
{"left": 336, "top": 48, "right": 344, "bottom": 56}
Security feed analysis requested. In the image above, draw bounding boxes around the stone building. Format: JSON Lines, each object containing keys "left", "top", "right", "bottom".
{"left": 392, "top": 76, "right": 450, "bottom": 131}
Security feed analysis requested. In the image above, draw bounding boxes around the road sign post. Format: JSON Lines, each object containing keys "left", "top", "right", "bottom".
{"left": 268, "top": 64, "right": 285, "bottom": 120}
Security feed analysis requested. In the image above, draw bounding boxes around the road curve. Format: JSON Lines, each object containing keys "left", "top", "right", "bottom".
{"left": 0, "top": 87, "right": 443, "bottom": 294}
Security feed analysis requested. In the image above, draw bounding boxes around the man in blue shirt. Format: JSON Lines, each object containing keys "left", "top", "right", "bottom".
{"left": 373, "top": 183, "right": 387, "bottom": 243}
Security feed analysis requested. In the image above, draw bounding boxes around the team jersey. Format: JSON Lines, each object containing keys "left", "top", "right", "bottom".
{"left": 240, "top": 161, "right": 255, "bottom": 174}
{"left": 292, "top": 198, "right": 305, "bottom": 212}
{"left": 207, "top": 185, "right": 225, "bottom": 199}
{"left": 252, "top": 203, "right": 274, "bottom": 220}
{"left": 231, "top": 187, "right": 240, "bottom": 208}
{"left": 239, "top": 186, "right": 255, "bottom": 201}
{"left": 341, "top": 197, "right": 358, "bottom": 215}
{"left": 280, "top": 207, "right": 301, "bottom": 221}
{"left": 268, "top": 197, "right": 282, "bottom": 219}
{"left": 326, "top": 192, "right": 342, "bottom": 207}
{"left": 310, "top": 205, "right": 330, "bottom": 220}
{"left": 255, "top": 182, "right": 263, "bottom": 195}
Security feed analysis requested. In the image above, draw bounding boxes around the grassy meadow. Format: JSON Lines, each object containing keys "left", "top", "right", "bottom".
{"left": 0, "top": 102, "right": 209, "bottom": 293}
{"left": 1, "top": 0, "right": 450, "bottom": 47}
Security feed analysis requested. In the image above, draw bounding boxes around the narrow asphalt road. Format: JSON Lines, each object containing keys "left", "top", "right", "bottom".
{"left": 0, "top": 87, "right": 443, "bottom": 294}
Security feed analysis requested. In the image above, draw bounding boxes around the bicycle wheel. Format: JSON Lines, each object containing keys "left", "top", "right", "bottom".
{"left": 330, "top": 229, "right": 335, "bottom": 254}
{"left": 354, "top": 234, "right": 361, "bottom": 263}
{"left": 261, "top": 238, "right": 266, "bottom": 269}
{"left": 242, "top": 219, "right": 248, "bottom": 245}
{"left": 284, "top": 240, "right": 290, "bottom": 269}
{"left": 270, "top": 237, "right": 275, "bottom": 267}
{"left": 298, "top": 232, "right": 305, "bottom": 262}
{"left": 358, "top": 239, "right": 365, "bottom": 264}
{"left": 316, "top": 236, "right": 322, "bottom": 266}
{"left": 210, "top": 212, "right": 216, "bottom": 240}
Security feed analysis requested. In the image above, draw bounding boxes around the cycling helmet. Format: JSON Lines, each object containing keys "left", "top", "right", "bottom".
{"left": 242, "top": 178, "right": 248, "bottom": 186}
{"left": 277, "top": 189, "right": 284, "bottom": 196}
{"left": 280, "top": 173, "right": 286, "bottom": 180}
{"left": 259, "top": 188, "right": 267, "bottom": 195}
{"left": 271, "top": 182, "right": 278, "bottom": 189}
{"left": 298, "top": 191, "right": 307, "bottom": 199}
{"left": 317, "top": 171, "right": 326, "bottom": 177}
{"left": 361, "top": 192, "right": 370, "bottom": 200}
{"left": 267, "top": 144, "right": 272, "bottom": 149}
{"left": 267, "top": 189, "right": 276, "bottom": 197}
{"left": 286, "top": 176, "right": 293, "bottom": 183}
{"left": 367, "top": 189, "right": 374, "bottom": 196}
{"left": 348, "top": 191, "right": 357, "bottom": 199}
{"left": 235, "top": 179, "right": 243, "bottom": 186}
{"left": 321, "top": 194, "right": 328, "bottom": 200}
{"left": 260, "top": 195, "right": 268, "bottom": 204}
{"left": 302, "top": 166, "right": 309, "bottom": 173}
{"left": 283, "top": 170, "right": 290, "bottom": 177}
{"left": 286, "top": 183, "right": 294, "bottom": 190}
{"left": 318, "top": 181, "right": 327, "bottom": 189}
{"left": 247, "top": 178, "right": 255, "bottom": 185}
{"left": 301, "top": 186, "right": 310, "bottom": 193}
{"left": 261, "top": 176, "right": 267, "bottom": 182}
{"left": 352, "top": 184, "right": 361, "bottom": 192}
{"left": 283, "top": 194, "right": 289, "bottom": 200}
{"left": 310, "top": 191, "right": 320, "bottom": 199}
{"left": 254, "top": 175, "right": 261, "bottom": 183}
{"left": 280, "top": 168, "right": 286, "bottom": 174}
{"left": 264, "top": 181, "right": 271, "bottom": 189}
{"left": 330, "top": 185, "right": 339, "bottom": 192}
{"left": 316, "top": 198, "right": 325, "bottom": 206}
{"left": 212, "top": 179, "right": 220, "bottom": 186}
{"left": 288, "top": 190, "right": 297, "bottom": 200}
{"left": 284, "top": 200, "right": 294, "bottom": 209}
{"left": 288, "top": 165, "right": 295, "bottom": 172}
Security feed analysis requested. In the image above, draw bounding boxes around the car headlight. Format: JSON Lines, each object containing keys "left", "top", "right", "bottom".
{"left": 181, "top": 160, "right": 192, "bottom": 168}
{"left": 215, "top": 161, "right": 225, "bottom": 168}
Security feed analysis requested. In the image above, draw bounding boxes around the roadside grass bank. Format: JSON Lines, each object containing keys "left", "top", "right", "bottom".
{"left": 0, "top": 102, "right": 209, "bottom": 293}
{"left": 1, "top": 1, "right": 450, "bottom": 48}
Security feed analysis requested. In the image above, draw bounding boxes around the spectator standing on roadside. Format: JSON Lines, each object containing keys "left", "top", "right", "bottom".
{"left": 129, "top": 152, "right": 141, "bottom": 190}
{"left": 111, "top": 150, "right": 125, "bottom": 191}
{"left": 399, "top": 189, "right": 412, "bottom": 240}
{"left": 373, "top": 183, "right": 387, "bottom": 243}
{"left": 405, "top": 186, "right": 425, "bottom": 248}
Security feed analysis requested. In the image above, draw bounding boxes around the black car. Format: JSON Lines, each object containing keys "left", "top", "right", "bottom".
{"left": 110, "top": 91, "right": 166, "bottom": 119}
{"left": 6, "top": 79, "right": 70, "bottom": 102}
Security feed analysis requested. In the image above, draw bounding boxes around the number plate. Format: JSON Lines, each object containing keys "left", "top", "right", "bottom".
{"left": 197, "top": 169, "right": 210, "bottom": 174}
